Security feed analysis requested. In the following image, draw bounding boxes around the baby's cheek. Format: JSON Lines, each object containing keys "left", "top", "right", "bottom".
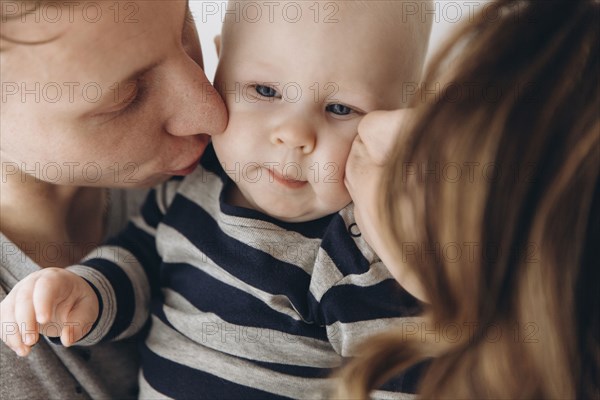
{"left": 317, "top": 181, "right": 352, "bottom": 215}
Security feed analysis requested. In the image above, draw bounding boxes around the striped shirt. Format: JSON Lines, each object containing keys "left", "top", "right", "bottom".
{"left": 71, "top": 146, "right": 423, "bottom": 399}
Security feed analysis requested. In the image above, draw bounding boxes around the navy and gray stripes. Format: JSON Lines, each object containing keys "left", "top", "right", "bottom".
{"left": 74, "top": 146, "right": 423, "bottom": 398}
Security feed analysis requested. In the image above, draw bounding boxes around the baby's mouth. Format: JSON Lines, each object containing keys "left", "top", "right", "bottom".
{"left": 266, "top": 168, "right": 307, "bottom": 189}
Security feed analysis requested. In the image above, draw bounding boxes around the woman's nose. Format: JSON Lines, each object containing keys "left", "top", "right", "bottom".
{"left": 357, "top": 109, "right": 413, "bottom": 164}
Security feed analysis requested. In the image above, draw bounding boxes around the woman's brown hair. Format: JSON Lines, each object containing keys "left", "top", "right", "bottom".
{"left": 338, "top": 0, "right": 599, "bottom": 398}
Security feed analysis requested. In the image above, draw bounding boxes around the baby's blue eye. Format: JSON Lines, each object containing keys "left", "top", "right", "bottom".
{"left": 255, "top": 85, "right": 278, "bottom": 98}
{"left": 326, "top": 103, "right": 353, "bottom": 116}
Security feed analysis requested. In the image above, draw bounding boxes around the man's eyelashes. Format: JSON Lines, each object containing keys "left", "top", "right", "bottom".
{"left": 112, "top": 81, "right": 148, "bottom": 115}
{"left": 117, "top": 85, "right": 141, "bottom": 109}
{"left": 92, "top": 81, "right": 147, "bottom": 124}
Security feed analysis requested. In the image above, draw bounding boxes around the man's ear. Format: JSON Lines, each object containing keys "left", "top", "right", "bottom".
{"left": 214, "top": 35, "right": 222, "bottom": 57}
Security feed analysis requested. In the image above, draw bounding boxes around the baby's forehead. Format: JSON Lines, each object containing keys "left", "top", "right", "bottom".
{"left": 225, "top": 3, "right": 427, "bottom": 53}
{"left": 222, "top": 0, "right": 429, "bottom": 38}
{"left": 220, "top": 1, "right": 432, "bottom": 103}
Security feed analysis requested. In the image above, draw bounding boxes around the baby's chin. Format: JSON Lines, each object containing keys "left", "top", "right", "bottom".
{"left": 256, "top": 202, "right": 336, "bottom": 224}
{"left": 273, "top": 200, "right": 353, "bottom": 223}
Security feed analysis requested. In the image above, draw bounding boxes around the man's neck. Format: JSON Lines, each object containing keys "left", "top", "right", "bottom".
{"left": 0, "top": 165, "right": 106, "bottom": 268}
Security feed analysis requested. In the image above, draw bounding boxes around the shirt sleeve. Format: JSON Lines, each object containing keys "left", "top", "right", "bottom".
{"left": 316, "top": 260, "right": 425, "bottom": 397}
{"left": 318, "top": 261, "right": 423, "bottom": 357}
{"left": 67, "top": 178, "right": 182, "bottom": 345}
{"left": 310, "top": 207, "right": 425, "bottom": 396}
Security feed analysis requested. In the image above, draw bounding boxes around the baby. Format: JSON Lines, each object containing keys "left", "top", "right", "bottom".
{"left": 1, "top": 1, "right": 431, "bottom": 398}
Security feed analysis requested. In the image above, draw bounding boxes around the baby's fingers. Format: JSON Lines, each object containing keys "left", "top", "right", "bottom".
{"left": 31, "top": 270, "right": 68, "bottom": 325}
{"left": 14, "top": 285, "right": 40, "bottom": 348}
{"left": 59, "top": 302, "right": 98, "bottom": 346}
{"left": 0, "top": 295, "right": 31, "bottom": 357}
{"left": 33, "top": 272, "right": 99, "bottom": 346}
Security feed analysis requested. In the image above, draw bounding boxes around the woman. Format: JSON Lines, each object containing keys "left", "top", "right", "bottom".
{"left": 1, "top": 1, "right": 227, "bottom": 398}
{"left": 343, "top": 0, "right": 599, "bottom": 398}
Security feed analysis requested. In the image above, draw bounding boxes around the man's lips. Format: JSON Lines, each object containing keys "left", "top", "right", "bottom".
{"left": 168, "top": 160, "right": 199, "bottom": 176}
{"left": 267, "top": 168, "right": 307, "bottom": 189}
{"left": 167, "top": 136, "right": 210, "bottom": 176}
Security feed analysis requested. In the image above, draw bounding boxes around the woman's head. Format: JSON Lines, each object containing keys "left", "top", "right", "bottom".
{"left": 343, "top": 0, "right": 599, "bottom": 397}
{"left": 1, "top": 0, "right": 227, "bottom": 187}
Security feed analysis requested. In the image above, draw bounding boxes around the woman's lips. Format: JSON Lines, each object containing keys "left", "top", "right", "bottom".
{"left": 267, "top": 168, "right": 307, "bottom": 189}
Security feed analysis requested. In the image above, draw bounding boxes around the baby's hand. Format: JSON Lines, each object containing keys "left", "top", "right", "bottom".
{"left": 0, "top": 268, "right": 99, "bottom": 356}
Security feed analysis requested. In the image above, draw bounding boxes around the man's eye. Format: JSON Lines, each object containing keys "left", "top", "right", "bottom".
{"left": 115, "top": 83, "right": 145, "bottom": 114}
{"left": 121, "top": 85, "right": 140, "bottom": 107}
{"left": 326, "top": 103, "right": 353, "bottom": 116}
{"left": 255, "top": 85, "right": 279, "bottom": 98}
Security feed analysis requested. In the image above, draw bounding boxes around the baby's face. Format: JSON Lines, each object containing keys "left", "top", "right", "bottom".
{"left": 212, "top": 2, "right": 424, "bottom": 222}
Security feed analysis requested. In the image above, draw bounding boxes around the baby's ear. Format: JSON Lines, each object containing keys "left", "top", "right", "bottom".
{"left": 214, "top": 35, "right": 222, "bottom": 57}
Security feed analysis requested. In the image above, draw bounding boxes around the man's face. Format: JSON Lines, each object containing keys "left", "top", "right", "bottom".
{"left": 1, "top": 0, "right": 227, "bottom": 187}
